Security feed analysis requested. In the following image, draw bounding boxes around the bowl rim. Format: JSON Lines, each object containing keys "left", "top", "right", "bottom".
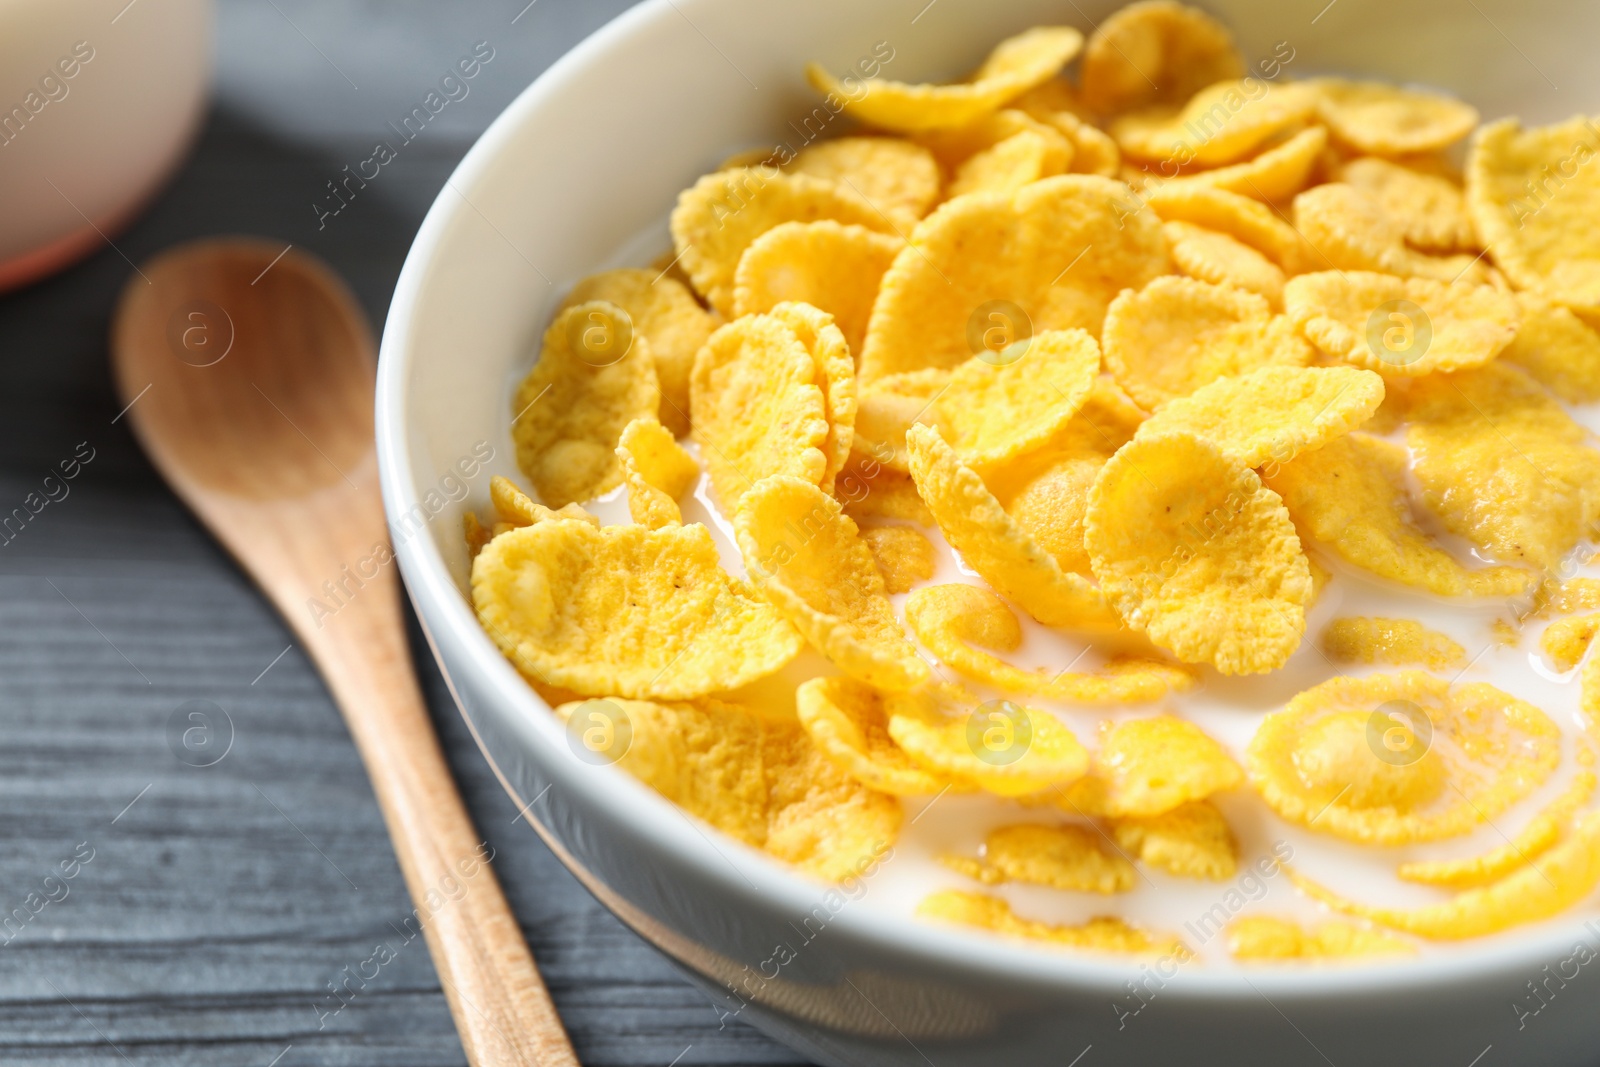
{"left": 376, "top": 0, "right": 1598, "bottom": 1004}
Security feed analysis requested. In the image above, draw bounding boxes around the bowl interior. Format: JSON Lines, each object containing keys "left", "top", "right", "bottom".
{"left": 378, "top": 0, "right": 1600, "bottom": 997}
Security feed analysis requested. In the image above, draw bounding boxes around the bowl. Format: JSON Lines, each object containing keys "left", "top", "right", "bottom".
{"left": 0, "top": 0, "right": 211, "bottom": 293}
{"left": 375, "top": 2, "right": 1600, "bottom": 1063}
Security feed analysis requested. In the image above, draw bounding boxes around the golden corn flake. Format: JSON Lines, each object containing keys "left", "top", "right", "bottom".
{"left": 1335, "top": 156, "right": 1476, "bottom": 253}
{"left": 763, "top": 716, "right": 904, "bottom": 881}
{"left": 861, "top": 525, "right": 935, "bottom": 594}
{"left": 795, "top": 676, "right": 952, "bottom": 796}
{"left": 1247, "top": 671, "right": 1562, "bottom": 845}
{"left": 948, "top": 128, "right": 1072, "bottom": 198}
{"left": 1406, "top": 361, "right": 1600, "bottom": 570}
{"left": 1500, "top": 292, "right": 1600, "bottom": 404}
{"left": 944, "top": 823, "right": 1136, "bottom": 894}
{"left": 671, "top": 167, "right": 893, "bottom": 315}
{"left": 806, "top": 27, "right": 1084, "bottom": 134}
{"left": 1545, "top": 577, "right": 1600, "bottom": 616}
{"left": 617, "top": 416, "right": 698, "bottom": 529}
{"left": 1018, "top": 99, "right": 1123, "bottom": 176}
{"left": 1311, "top": 78, "right": 1479, "bottom": 156}
{"left": 932, "top": 329, "right": 1101, "bottom": 476}
{"left": 861, "top": 175, "right": 1168, "bottom": 381}
{"left": 1290, "top": 811, "right": 1600, "bottom": 940}
{"left": 914, "top": 109, "right": 1067, "bottom": 175}
{"left": 1292, "top": 183, "right": 1487, "bottom": 282}
{"left": 513, "top": 301, "right": 661, "bottom": 508}
{"left": 474, "top": 521, "right": 801, "bottom": 699}
{"left": 789, "top": 136, "right": 942, "bottom": 226}
{"left": 1113, "top": 80, "right": 1317, "bottom": 168}
{"left": 1264, "top": 432, "right": 1532, "bottom": 598}
{"left": 737, "top": 476, "right": 928, "bottom": 691}
{"left": 1086, "top": 433, "right": 1312, "bottom": 674}
{"left": 489, "top": 474, "right": 598, "bottom": 528}
{"left": 886, "top": 685, "right": 1089, "bottom": 797}
{"left": 733, "top": 221, "right": 902, "bottom": 358}
{"left": 1000, "top": 448, "right": 1107, "bottom": 577}
{"left": 1285, "top": 271, "right": 1519, "bottom": 378}
{"left": 1080, "top": 0, "right": 1244, "bottom": 116}
{"left": 1164, "top": 221, "right": 1286, "bottom": 306}
{"left": 1467, "top": 116, "right": 1600, "bottom": 312}
{"left": 905, "top": 583, "right": 1195, "bottom": 704}
{"left": 1102, "top": 277, "right": 1313, "bottom": 411}
{"left": 1322, "top": 617, "right": 1467, "bottom": 670}
{"left": 1159, "top": 124, "right": 1328, "bottom": 203}
{"left": 690, "top": 311, "right": 828, "bottom": 511}
{"left": 1111, "top": 800, "right": 1238, "bottom": 880}
{"left": 1133, "top": 365, "right": 1385, "bottom": 469}
{"left": 1142, "top": 182, "right": 1308, "bottom": 270}
{"left": 917, "top": 889, "right": 1182, "bottom": 954}
{"left": 907, "top": 424, "right": 1120, "bottom": 631}
{"left": 766, "top": 301, "right": 857, "bottom": 494}
{"left": 560, "top": 268, "right": 714, "bottom": 435}
{"left": 1398, "top": 771, "right": 1597, "bottom": 889}
{"left": 1226, "top": 915, "right": 1416, "bottom": 961}
{"left": 1542, "top": 614, "right": 1600, "bottom": 673}
{"left": 1096, "top": 715, "right": 1244, "bottom": 817}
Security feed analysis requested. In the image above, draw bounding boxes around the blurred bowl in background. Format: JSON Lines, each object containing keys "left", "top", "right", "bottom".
{"left": 0, "top": 0, "right": 211, "bottom": 293}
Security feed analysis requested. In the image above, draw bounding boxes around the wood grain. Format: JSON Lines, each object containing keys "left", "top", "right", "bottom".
{"left": 109, "top": 239, "right": 576, "bottom": 1067}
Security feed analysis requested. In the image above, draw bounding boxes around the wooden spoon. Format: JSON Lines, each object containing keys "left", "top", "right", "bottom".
{"left": 110, "top": 238, "right": 578, "bottom": 1067}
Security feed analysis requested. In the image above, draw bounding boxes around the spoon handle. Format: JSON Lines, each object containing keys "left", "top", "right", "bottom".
{"left": 303, "top": 568, "right": 578, "bottom": 1067}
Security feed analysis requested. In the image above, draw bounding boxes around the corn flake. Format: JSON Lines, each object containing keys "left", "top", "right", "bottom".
{"left": 1133, "top": 365, "right": 1384, "bottom": 469}
{"left": 1467, "top": 116, "right": 1600, "bottom": 312}
{"left": 763, "top": 715, "right": 905, "bottom": 881}
{"left": 1335, "top": 156, "right": 1476, "bottom": 253}
{"left": 1164, "top": 221, "right": 1286, "bottom": 305}
{"left": 766, "top": 301, "right": 858, "bottom": 494}
{"left": 790, "top": 136, "right": 942, "bottom": 226}
{"left": 513, "top": 301, "right": 661, "bottom": 508}
{"left": 560, "top": 268, "right": 714, "bottom": 435}
{"left": 906, "top": 584, "right": 1195, "bottom": 704}
{"left": 1111, "top": 800, "right": 1239, "bottom": 880}
{"left": 907, "top": 424, "right": 1120, "bottom": 631}
{"left": 1311, "top": 78, "right": 1479, "bottom": 156}
{"left": 1143, "top": 182, "right": 1308, "bottom": 270}
{"left": 887, "top": 685, "right": 1089, "bottom": 797}
{"left": 1112, "top": 80, "right": 1317, "bottom": 168}
{"left": 617, "top": 416, "right": 698, "bottom": 529}
{"left": 489, "top": 474, "right": 598, "bottom": 528}
{"left": 1102, "top": 277, "right": 1313, "bottom": 411}
{"left": 737, "top": 475, "right": 928, "bottom": 690}
{"left": 806, "top": 27, "right": 1084, "bottom": 133}
{"left": 795, "top": 676, "right": 953, "bottom": 796}
{"left": 1406, "top": 362, "right": 1600, "bottom": 570}
{"left": 1000, "top": 448, "right": 1107, "bottom": 577}
{"left": 1264, "top": 432, "right": 1532, "bottom": 597}
{"left": 933, "top": 329, "right": 1101, "bottom": 476}
{"left": 671, "top": 167, "right": 893, "bottom": 315}
{"left": 1322, "top": 617, "right": 1467, "bottom": 670}
{"left": 1247, "top": 672, "right": 1562, "bottom": 845}
{"left": 944, "top": 823, "right": 1136, "bottom": 893}
{"left": 1226, "top": 915, "right": 1416, "bottom": 961}
{"left": 1500, "top": 292, "right": 1600, "bottom": 404}
{"left": 948, "top": 128, "right": 1072, "bottom": 198}
{"left": 690, "top": 311, "right": 828, "bottom": 511}
{"left": 473, "top": 521, "right": 801, "bottom": 699}
{"left": 1157, "top": 125, "right": 1328, "bottom": 203}
{"left": 861, "top": 175, "right": 1168, "bottom": 381}
{"left": 1541, "top": 614, "right": 1600, "bottom": 673}
{"left": 1086, "top": 433, "right": 1312, "bottom": 674}
{"left": 861, "top": 525, "right": 935, "bottom": 594}
{"left": 733, "top": 221, "right": 902, "bottom": 359}
{"left": 1292, "top": 183, "right": 1488, "bottom": 282}
{"left": 1285, "top": 271, "right": 1519, "bottom": 378}
{"left": 1080, "top": 0, "right": 1244, "bottom": 116}
{"left": 1095, "top": 715, "right": 1244, "bottom": 817}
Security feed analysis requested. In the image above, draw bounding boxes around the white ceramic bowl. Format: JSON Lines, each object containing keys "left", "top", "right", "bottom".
{"left": 0, "top": 0, "right": 211, "bottom": 292}
{"left": 377, "top": 2, "right": 1600, "bottom": 1063}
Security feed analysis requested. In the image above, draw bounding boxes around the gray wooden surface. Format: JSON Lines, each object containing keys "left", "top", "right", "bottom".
{"left": 0, "top": 2, "right": 809, "bottom": 1063}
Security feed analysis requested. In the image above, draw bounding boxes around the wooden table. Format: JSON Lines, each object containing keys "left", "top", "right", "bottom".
{"left": 0, "top": 2, "right": 808, "bottom": 1062}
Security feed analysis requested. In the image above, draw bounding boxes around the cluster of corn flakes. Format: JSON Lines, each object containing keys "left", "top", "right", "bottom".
{"left": 472, "top": 1, "right": 1600, "bottom": 962}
